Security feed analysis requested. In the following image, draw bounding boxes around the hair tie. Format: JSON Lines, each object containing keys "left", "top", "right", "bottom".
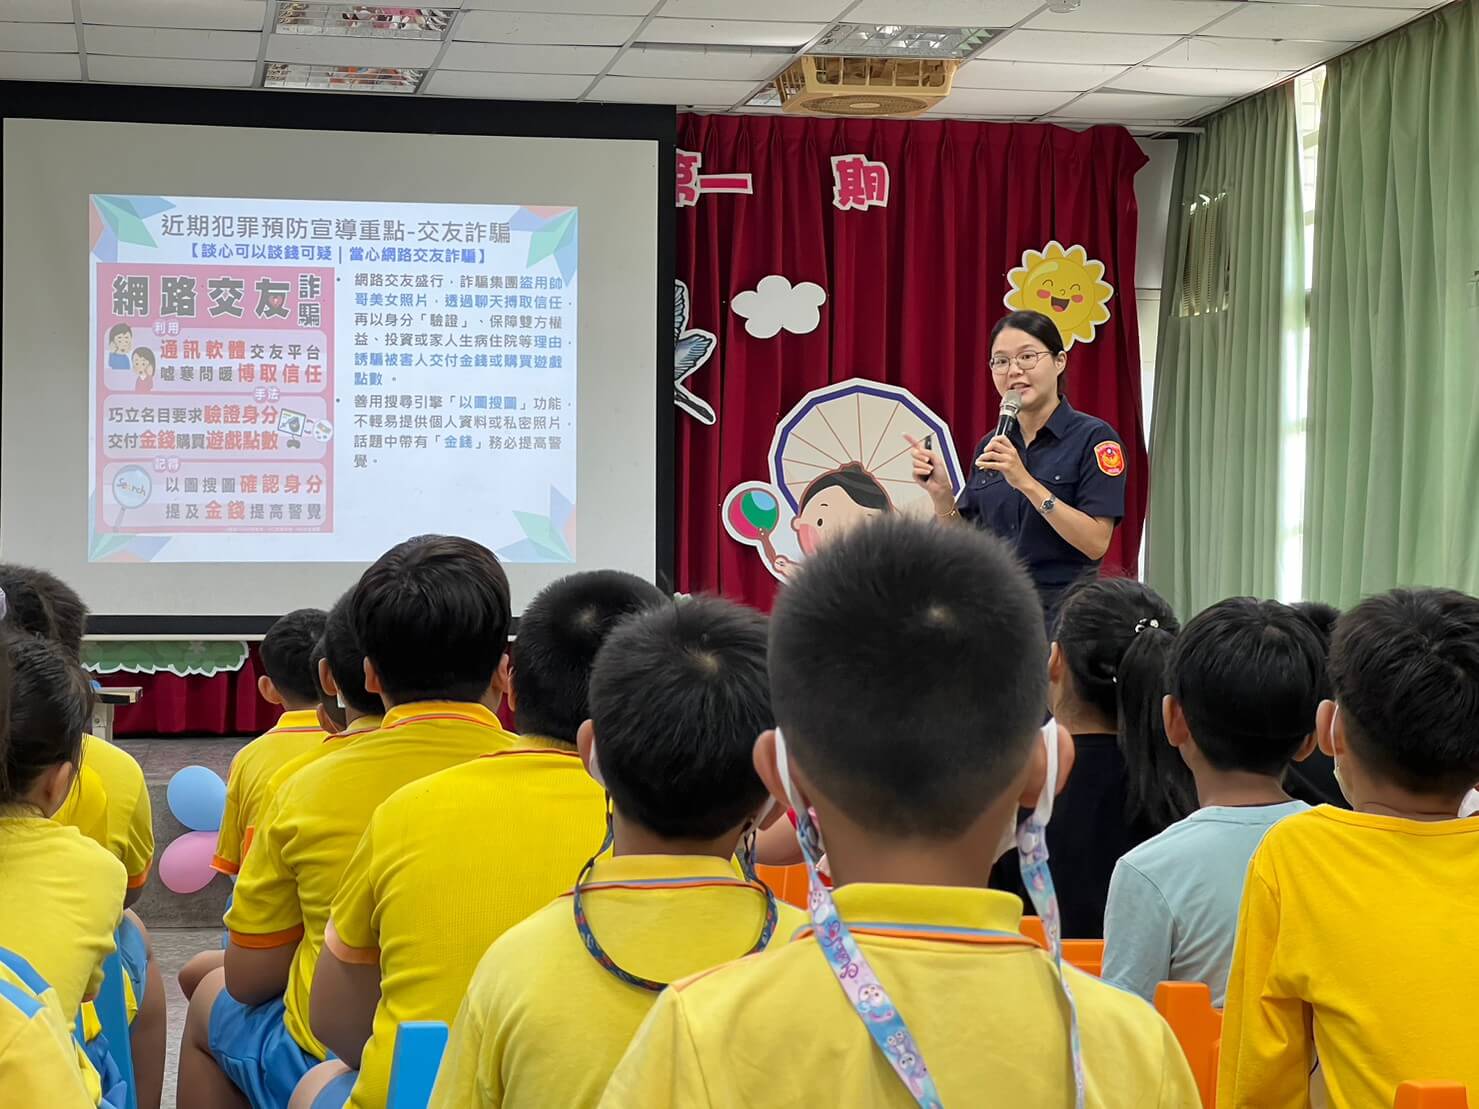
{"left": 1134, "top": 617, "right": 1160, "bottom": 635}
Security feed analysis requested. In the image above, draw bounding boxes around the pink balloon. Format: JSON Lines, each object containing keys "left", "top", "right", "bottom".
{"left": 158, "top": 830, "right": 219, "bottom": 894}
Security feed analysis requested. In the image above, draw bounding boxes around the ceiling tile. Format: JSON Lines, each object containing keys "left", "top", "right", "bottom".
{"left": 457, "top": 0, "right": 653, "bottom": 11}
{"left": 85, "top": 26, "right": 259, "bottom": 61}
{"left": 438, "top": 42, "right": 618, "bottom": 74}
{"left": 1163, "top": 35, "right": 1346, "bottom": 68}
{"left": 589, "top": 74, "right": 759, "bottom": 104}
{"left": 955, "top": 59, "right": 1127, "bottom": 92}
{"left": 1210, "top": 2, "right": 1418, "bottom": 39}
{"left": 656, "top": 0, "right": 845, "bottom": 18}
{"left": 640, "top": 17, "right": 826, "bottom": 47}
{"left": 980, "top": 28, "right": 1181, "bottom": 65}
{"left": 930, "top": 87, "right": 1079, "bottom": 116}
{"left": 0, "top": 20, "right": 75, "bottom": 49}
{"left": 266, "top": 34, "right": 442, "bottom": 67}
{"left": 612, "top": 45, "right": 789, "bottom": 81}
{"left": 456, "top": 11, "right": 642, "bottom": 45}
{"left": 0, "top": 49, "right": 80, "bottom": 78}
{"left": 845, "top": 0, "right": 1041, "bottom": 25}
{"left": 80, "top": 0, "right": 267, "bottom": 31}
{"left": 1263, "top": 0, "right": 1429, "bottom": 7}
{"left": 425, "top": 70, "right": 592, "bottom": 99}
{"left": 1109, "top": 65, "right": 1293, "bottom": 96}
{"left": 1053, "top": 90, "right": 1226, "bottom": 120}
{"left": 0, "top": 0, "right": 73, "bottom": 21}
{"left": 1024, "top": 0, "right": 1238, "bottom": 35}
{"left": 87, "top": 54, "right": 256, "bottom": 85}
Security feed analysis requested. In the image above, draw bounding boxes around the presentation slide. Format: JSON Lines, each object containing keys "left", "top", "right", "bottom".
{"left": 2, "top": 117, "right": 660, "bottom": 622}
{"left": 91, "top": 195, "right": 576, "bottom": 564}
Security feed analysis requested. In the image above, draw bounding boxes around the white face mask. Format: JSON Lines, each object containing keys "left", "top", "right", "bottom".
{"left": 586, "top": 742, "right": 606, "bottom": 788}
{"left": 1330, "top": 704, "right": 1352, "bottom": 803}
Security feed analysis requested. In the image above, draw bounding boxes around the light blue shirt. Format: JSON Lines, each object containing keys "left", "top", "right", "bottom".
{"left": 1101, "top": 800, "right": 1308, "bottom": 1005}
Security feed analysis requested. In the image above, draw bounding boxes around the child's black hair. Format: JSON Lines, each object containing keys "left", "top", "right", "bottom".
{"left": 260, "top": 608, "right": 329, "bottom": 708}
{"left": 590, "top": 595, "right": 772, "bottom": 841}
{"left": 322, "top": 590, "right": 380, "bottom": 718}
{"left": 1293, "top": 601, "right": 1341, "bottom": 701}
{"left": 351, "top": 535, "right": 510, "bottom": 705}
{"left": 311, "top": 635, "right": 347, "bottom": 733}
{"left": 0, "top": 630, "right": 94, "bottom": 806}
{"left": 0, "top": 565, "right": 87, "bottom": 660}
{"left": 796, "top": 463, "right": 892, "bottom": 516}
{"left": 1329, "top": 588, "right": 1479, "bottom": 797}
{"left": 1169, "top": 598, "right": 1324, "bottom": 776}
{"left": 0, "top": 569, "right": 58, "bottom": 644}
{"left": 1054, "top": 577, "right": 1194, "bottom": 829}
{"left": 107, "top": 323, "right": 132, "bottom": 345}
{"left": 771, "top": 515, "right": 1046, "bottom": 838}
{"left": 512, "top": 570, "right": 667, "bottom": 746}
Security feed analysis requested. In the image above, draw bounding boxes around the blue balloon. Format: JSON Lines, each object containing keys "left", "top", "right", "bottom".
{"left": 167, "top": 765, "right": 227, "bottom": 833}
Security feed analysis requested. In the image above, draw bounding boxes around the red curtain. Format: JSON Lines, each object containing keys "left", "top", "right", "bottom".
{"left": 100, "top": 646, "right": 281, "bottom": 737}
{"left": 676, "top": 114, "right": 1148, "bottom": 608}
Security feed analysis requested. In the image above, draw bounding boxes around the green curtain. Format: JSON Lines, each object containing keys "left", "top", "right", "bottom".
{"left": 1304, "top": 2, "right": 1479, "bottom": 605}
{"left": 1147, "top": 85, "right": 1305, "bottom": 620}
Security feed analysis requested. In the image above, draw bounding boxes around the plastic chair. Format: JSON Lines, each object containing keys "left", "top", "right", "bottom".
{"left": 1060, "top": 940, "right": 1104, "bottom": 978}
{"left": 96, "top": 941, "right": 137, "bottom": 1109}
{"left": 755, "top": 864, "right": 810, "bottom": 910}
{"left": 385, "top": 1020, "right": 449, "bottom": 1109}
{"left": 1154, "top": 982, "right": 1221, "bottom": 1109}
{"left": 1395, "top": 1082, "right": 1469, "bottom": 1108}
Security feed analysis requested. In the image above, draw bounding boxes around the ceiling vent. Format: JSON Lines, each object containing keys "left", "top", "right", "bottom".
{"left": 774, "top": 55, "right": 957, "bottom": 117}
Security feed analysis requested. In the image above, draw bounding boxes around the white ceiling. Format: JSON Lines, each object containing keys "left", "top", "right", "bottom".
{"left": 0, "top": 0, "right": 1454, "bottom": 128}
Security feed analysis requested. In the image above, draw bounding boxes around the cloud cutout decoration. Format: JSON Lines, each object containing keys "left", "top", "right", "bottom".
{"left": 732, "top": 275, "right": 826, "bottom": 340}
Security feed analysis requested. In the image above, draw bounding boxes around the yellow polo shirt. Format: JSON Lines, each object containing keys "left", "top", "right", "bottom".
{"left": 261, "top": 714, "right": 385, "bottom": 806}
{"left": 430, "top": 854, "right": 807, "bottom": 1109}
{"left": 0, "top": 963, "right": 97, "bottom": 1109}
{"left": 0, "top": 817, "right": 125, "bottom": 1020}
{"left": 601, "top": 883, "right": 1198, "bottom": 1108}
{"left": 327, "top": 737, "right": 608, "bottom": 1109}
{"left": 56, "top": 735, "right": 154, "bottom": 890}
{"left": 1219, "top": 806, "right": 1479, "bottom": 1108}
{"left": 213, "top": 709, "right": 327, "bottom": 875}
{"left": 226, "top": 701, "right": 515, "bottom": 1059}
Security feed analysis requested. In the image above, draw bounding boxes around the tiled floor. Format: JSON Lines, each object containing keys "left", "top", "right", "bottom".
{"left": 151, "top": 926, "right": 220, "bottom": 1107}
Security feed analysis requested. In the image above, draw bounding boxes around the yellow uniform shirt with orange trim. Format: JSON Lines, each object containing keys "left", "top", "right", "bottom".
{"left": 0, "top": 817, "right": 125, "bottom": 1021}
{"left": 213, "top": 709, "right": 328, "bottom": 875}
{"left": 326, "top": 738, "right": 608, "bottom": 1108}
{"left": 1219, "top": 806, "right": 1479, "bottom": 1108}
{"left": 260, "top": 714, "right": 385, "bottom": 811}
{"left": 55, "top": 735, "right": 155, "bottom": 891}
{"left": 226, "top": 702, "right": 515, "bottom": 1060}
{"left": 430, "top": 854, "right": 806, "bottom": 1109}
{"left": 601, "top": 883, "right": 1199, "bottom": 1108}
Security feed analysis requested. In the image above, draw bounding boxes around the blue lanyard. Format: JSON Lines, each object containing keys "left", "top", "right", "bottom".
{"left": 571, "top": 826, "right": 779, "bottom": 993}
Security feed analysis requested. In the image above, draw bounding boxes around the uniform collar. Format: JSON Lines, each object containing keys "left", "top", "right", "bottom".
{"left": 335, "top": 714, "right": 384, "bottom": 738}
{"left": 583, "top": 854, "right": 744, "bottom": 884}
{"left": 380, "top": 701, "right": 502, "bottom": 729}
{"left": 830, "top": 883, "right": 1025, "bottom": 934}
{"left": 273, "top": 709, "right": 322, "bottom": 730}
{"left": 1039, "top": 395, "right": 1076, "bottom": 441}
{"left": 511, "top": 733, "right": 580, "bottom": 754}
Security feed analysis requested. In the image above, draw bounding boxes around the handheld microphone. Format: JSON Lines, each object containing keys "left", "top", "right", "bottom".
{"left": 995, "top": 390, "right": 1023, "bottom": 439}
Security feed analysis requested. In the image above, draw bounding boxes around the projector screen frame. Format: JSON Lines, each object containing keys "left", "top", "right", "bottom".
{"left": 0, "top": 80, "right": 676, "bottom": 636}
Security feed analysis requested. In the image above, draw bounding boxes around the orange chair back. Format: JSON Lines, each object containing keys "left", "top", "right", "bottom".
{"left": 1154, "top": 982, "right": 1222, "bottom": 1108}
{"left": 1395, "top": 1082, "right": 1470, "bottom": 1108}
{"left": 756, "top": 864, "right": 810, "bottom": 910}
{"left": 1020, "top": 915, "right": 1048, "bottom": 946}
{"left": 1060, "top": 940, "right": 1104, "bottom": 978}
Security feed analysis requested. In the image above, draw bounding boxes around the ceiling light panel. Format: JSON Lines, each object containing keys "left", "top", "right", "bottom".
{"left": 264, "top": 60, "right": 424, "bottom": 91}
{"left": 274, "top": 4, "right": 455, "bottom": 40}
{"left": 810, "top": 23, "right": 994, "bottom": 59}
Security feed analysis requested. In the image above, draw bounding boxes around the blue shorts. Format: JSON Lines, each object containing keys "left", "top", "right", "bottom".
{"left": 81, "top": 1029, "right": 128, "bottom": 1109}
{"left": 311, "top": 1069, "right": 358, "bottom": 1109}
{"left": 117, "top": 914, "right": 148, "bottom": 1009}
{"left": 208, "top": 990, "right": 319, "bottom": 1108}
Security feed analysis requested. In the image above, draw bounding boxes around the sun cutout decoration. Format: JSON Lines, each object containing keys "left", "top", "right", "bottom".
{"left": 1003, "top": 240, "right": 1114, "bottom": 349}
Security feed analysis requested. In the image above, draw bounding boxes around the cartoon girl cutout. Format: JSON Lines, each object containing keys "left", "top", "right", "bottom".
{"left": 132, "top": 347, "right": 157, "bottom": 393}
{"left": 774, "top": 463, "right": 893, "bottom": 578}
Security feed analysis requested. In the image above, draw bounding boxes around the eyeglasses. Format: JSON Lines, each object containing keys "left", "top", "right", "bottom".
{"left": 989, "top": 350, "right": 1055, "bottom": 374}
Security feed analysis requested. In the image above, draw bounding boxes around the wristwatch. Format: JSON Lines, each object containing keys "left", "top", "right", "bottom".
{"left": 1038, "top": 494, "right": 1057, "bottom": 515}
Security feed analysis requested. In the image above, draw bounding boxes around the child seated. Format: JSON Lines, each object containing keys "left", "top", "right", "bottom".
{"left": 295, "top": 570, "right": 665, "bottom": 1109}
{"left": 1102, "top": 598, "right": 1322, "bottom": 1004}
{"left": 1219, "top": 588, "right": 1479, "bottom": 1107}
{"left": 0, "top": 632, "right": 126, "bottom": 1043}
{"left": 602, "top": 517, "right": 1198, "bottom": 1107}
{"left": 428, "top": 594, "right": 802, "bottom": 1109}
{"left": 179, "top": 535, "right": 517, "bottom": 1109}
{"left": 211, "top": 608, "right": 329, "bottom": 877}
{"left": 0, "top": 944, "right": 99, "bottom": 1108}
{"left": 0, "top": 565, "right": 166, "bottom": 1108}
{"left": 1040, "top": 577, "right": 1194, "bottom": 937}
